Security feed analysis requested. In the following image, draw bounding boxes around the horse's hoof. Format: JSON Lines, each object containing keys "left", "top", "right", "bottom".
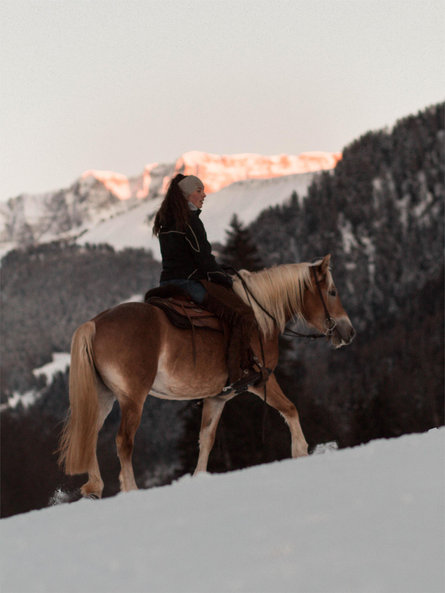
{"left": 85, "top": 492, "right": 100, "bottom": 500}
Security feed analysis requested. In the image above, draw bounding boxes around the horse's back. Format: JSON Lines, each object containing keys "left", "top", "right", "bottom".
{"left": 93, "top": 301, "right": 163, "bottom": 344}
{"left": 93, "top": 300, "right": 156, "bottom": 322}
{"left": 91, "top": 301, "right": 227, "bottom": 399}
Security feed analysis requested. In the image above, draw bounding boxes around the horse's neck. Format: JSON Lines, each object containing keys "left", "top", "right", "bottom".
{"left": 239, "top": 265, "right": 306, "bottom": 336}
{"left": 259, "top": 265, "right": 306, "bottom": 314}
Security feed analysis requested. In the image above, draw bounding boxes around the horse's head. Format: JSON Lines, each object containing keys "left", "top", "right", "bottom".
{"left": 303, "top": 254, "right": 355, "bottom": 348}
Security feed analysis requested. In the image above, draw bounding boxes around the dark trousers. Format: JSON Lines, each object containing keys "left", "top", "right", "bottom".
{"left": 160, "top": 279, "right": 206, "bottom": 304}
{"left": 200, "top": 280, "right": 258, "bottom": 383}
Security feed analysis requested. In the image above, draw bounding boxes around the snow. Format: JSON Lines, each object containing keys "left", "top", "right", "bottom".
{"left": 119, "top": 294, "right": 144, "bottom": 304}
{"left": 200, "top": 172, "right": 315, "bottom": 245}
{"left": 79, "top": 172, "right": 316, "bottom": 259}
{"left": 32, "top": 352, "right": 71, "bottom": 384}
{"left": 3, "top": 389, "right": 39, "bottom": 411}
{"left": 0, "top": 353, "right": 71, "bottom": 411}
{"left": 1, "top": 428, "right": 444, "bottom": 593}
{"left": 339, "top": 217, "right": 358, "bottom": 255}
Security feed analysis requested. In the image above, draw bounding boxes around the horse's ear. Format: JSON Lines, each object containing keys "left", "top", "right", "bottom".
{"left": 320, "top": 254, "right": 331, "bottom": 276}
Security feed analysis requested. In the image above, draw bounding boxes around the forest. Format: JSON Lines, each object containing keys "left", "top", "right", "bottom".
{"left": 1, "top": 103, "right": 443, "bottom": 518}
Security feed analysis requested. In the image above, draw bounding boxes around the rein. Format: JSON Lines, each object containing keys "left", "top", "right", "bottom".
{"left": 230, "top": 266, "right": 336, "bottom": 341}
{"left": 228, "top": 268, "right": 270, "bottom": 436}
{"left": 229, "top": 265, "right": 334, "bottom": 446}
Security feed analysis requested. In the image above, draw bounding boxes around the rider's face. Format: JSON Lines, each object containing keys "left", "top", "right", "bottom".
{"left": 187, "top": 187, "right": 206, "bottom": 209}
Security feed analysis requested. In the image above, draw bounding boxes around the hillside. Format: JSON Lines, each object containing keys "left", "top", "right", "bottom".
{"left": 1, "top": 243, "right": 160, "bottom": 394}
{"left": 180, "top": 102, "right": 444, "bottom": 467}
{"left": 1, "top": 429, "right": 444, "bottom": 593}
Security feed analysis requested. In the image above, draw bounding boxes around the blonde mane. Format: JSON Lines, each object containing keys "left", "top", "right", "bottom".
{"left": 232, "top": 261, "right": 332, "bottom": 337}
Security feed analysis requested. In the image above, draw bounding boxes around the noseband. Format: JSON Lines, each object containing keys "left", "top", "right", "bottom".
{"left": 310, "top": 266, "right": 337, "bottom": 336}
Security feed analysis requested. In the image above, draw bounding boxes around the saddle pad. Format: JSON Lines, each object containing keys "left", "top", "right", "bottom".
{"left": 148, "top": 296, "right": 223, "bottom": 332}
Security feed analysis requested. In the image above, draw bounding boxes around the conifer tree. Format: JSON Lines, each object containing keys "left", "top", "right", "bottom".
{"left": 219, "top": 214, "right": 264, "bottom": 271}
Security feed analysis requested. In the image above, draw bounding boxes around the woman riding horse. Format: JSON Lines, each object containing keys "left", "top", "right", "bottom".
{"left": 58, "top": 173, "right": 355, "bottom": 499}
{"left": 152, "top": 173, "right": 266, "bottom": 393}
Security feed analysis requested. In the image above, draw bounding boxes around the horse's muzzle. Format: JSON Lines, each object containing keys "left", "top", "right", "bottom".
{"left": 330, "top": 317, "right": 356, "bottom": 348}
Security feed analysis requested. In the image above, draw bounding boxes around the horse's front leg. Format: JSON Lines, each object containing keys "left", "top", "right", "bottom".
{"left": 194, "top": 396, "right": 227, "bottom": 475}
{"left": 249, "top": 373, "right": 308, "bottom": 458}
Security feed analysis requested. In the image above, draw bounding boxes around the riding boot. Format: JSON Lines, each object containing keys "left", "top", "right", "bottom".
{"left": 200, "top": 280, "right": 272, "bottom": 393}
{"left": 223, "top": 358, "right": 271, "bottom": 395}
{"left": 226, "top": 315, "right": 257, "bottom": 383}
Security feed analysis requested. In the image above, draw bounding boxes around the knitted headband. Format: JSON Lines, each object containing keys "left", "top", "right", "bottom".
{"left": 178, "top": 175, "right": 204, "bottom": 198}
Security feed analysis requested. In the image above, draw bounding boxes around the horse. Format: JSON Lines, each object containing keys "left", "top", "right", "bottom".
{"left": 58, "top": 254, "right": 355, "bottom": 499}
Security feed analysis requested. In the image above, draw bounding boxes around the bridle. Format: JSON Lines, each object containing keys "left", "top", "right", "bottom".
{"left": 226, "top": 265, "right": 337, "bottom": 416}
{"left": 308, "top": 266, "right": 337, "bottom": 337}
{"left": 232, "top": 265, "right": 337, "bottom": 341}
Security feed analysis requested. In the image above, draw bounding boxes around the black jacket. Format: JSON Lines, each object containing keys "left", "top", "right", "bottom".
{"left": 159, "top": 209, "right": 232, "bottom": 286}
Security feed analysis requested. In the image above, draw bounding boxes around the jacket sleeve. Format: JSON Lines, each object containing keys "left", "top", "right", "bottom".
{"left": 159, "top": 229, "right": 188, "bottom": 256}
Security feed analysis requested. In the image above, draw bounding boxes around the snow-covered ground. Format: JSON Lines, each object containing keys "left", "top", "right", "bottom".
{"left": 1, "top": 428, "right": 444, "bottom": 593}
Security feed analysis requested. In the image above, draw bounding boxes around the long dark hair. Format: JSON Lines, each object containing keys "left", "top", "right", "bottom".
{"left": 152, "top": 173, "right": 190, "bottom": 236}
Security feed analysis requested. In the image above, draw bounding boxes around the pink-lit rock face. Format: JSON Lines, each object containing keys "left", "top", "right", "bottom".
{"left": 81, "top": 170, "right": 132, "bottom": 201}
{"left": 174, "top": 151, "right": 342, "bottom": 194}
{"left": 82, "top": 150, "right": 341, "bottom": 200}
{"left": 136, "top": 162, "right": 160, "bottom": 199}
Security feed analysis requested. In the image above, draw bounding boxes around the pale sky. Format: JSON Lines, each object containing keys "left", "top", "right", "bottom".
{"left": 1, "top": 0, "right": 444, "bottom": 200}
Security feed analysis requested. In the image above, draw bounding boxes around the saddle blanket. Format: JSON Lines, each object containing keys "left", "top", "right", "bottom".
{"left": 145, "top": 289, "right": 223, "bottom": 332}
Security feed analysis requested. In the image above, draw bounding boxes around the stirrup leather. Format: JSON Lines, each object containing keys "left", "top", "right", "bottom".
{"left": 222, "top": 365, "right": 271, "bottom": 396}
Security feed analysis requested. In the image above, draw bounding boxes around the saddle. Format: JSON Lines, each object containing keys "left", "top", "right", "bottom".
{"left": 144, "top": 285, "right": 223, "bottom": 332}
{"left": 144, "top": 283, "right": 270, "bottom": 392}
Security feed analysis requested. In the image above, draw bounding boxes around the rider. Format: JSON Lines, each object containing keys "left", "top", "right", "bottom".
{"left": 152, "top": 173, "right": 266, "bottom": 393}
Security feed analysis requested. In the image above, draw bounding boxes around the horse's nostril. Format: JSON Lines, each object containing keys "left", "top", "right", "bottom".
{"left": 350, "top": 327, "right": 356, "bottom": 341}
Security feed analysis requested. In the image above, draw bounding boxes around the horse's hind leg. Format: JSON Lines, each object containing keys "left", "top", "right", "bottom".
{"left": 80, "top": 382, "right": 115, "bottom": 499}
{"left": 194, "top": 397, "right": 227, "bottom": 475}
{"left": 116, "top": 397, "right": 144, "bottom": 492}
{"left": 249, "top": 373, "right": 308, "bottom": 458}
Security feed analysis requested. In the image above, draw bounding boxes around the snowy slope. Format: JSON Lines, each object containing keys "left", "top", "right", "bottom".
{"left": 78, "top": 172, "right": 316, "bottom": 259}
{"left": 1, "top": 429, "right": 444, "bottom": 593}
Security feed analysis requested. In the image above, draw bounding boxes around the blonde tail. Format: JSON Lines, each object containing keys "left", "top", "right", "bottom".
{"left": 58, "top": 321, "right": 98, "bottom": 474}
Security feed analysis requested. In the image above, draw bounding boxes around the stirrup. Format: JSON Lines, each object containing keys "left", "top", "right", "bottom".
{"left": 222, "top": 370, "right": 262, "bottom": 395}
{"left": 222, "top": 366, "right": 271, "bottom": 396}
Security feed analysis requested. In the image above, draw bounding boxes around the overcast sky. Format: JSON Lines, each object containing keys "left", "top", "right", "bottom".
{"left": 1, "top": 0, "right": 444, "bottom": 200}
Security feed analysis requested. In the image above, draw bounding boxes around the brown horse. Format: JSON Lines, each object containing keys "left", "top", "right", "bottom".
{"left": 58, "top": 254, "right": 355, "bottom": 499}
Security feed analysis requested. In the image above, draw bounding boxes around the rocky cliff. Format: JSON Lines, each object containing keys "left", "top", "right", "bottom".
{"left": 0, "top": 151, "right": 340, "bottom": 251}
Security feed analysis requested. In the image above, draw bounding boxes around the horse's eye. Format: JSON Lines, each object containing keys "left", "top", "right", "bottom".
{"left": 328, "top": 289, "right": 337, "bottom": 297}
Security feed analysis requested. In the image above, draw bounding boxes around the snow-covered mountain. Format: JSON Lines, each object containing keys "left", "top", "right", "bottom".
{"left": 0, "top": 151, "right": 340, "bottom": 256}
{"left": 81, "top": 150, "right": 341, "bottom": 200}
{"left": 78, "top": 171, "right": 319, "bottom": 259}
{"left": 1, "top": 428, "right": 443, "bottom": 593}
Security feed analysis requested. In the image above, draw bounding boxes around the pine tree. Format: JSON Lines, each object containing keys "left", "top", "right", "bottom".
{"left": 219, "top": 214, "right": 264, "bottom": 271}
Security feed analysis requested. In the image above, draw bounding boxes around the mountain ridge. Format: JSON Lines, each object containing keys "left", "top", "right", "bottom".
{"left": 0, "top": 150, "right": 340, "bottom": 254}
{"left": 82, "top": 150, "right": 341, "bottom": 200}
